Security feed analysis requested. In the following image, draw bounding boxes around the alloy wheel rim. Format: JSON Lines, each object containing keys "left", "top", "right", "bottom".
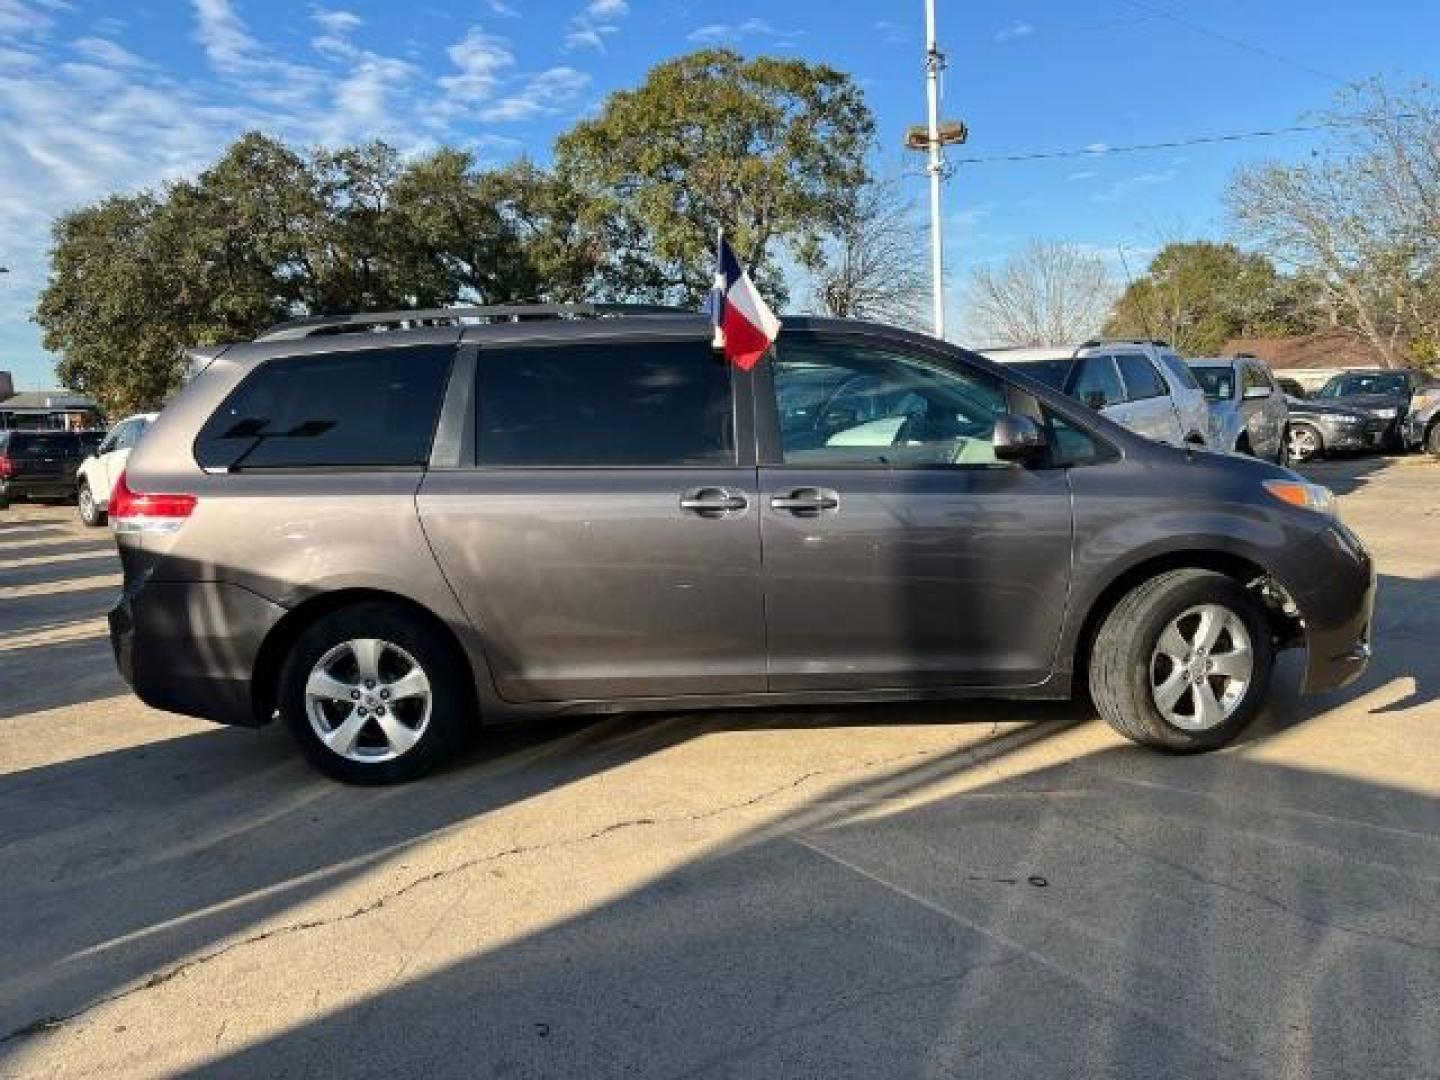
{"left": 304, "top": 638, "right": 432, "bottom": 763}
{"left": 1149, "top": 604, "right": 1254, "bottom": 731}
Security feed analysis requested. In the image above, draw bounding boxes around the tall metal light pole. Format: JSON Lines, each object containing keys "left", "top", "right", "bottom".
{"left": 924, "top": 0, "right": 946, "bottom": 339}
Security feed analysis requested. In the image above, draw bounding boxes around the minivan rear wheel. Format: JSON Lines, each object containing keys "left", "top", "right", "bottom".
{"left": 1088, "top": 569, "right": 1274, "bottom": 751}
{"left": 279, "top": 603, "right": 469, "bottom": 783}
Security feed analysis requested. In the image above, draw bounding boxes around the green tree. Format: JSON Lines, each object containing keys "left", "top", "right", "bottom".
{"left": 1103, "top": 241, "right": 1316, "bottom": 355}
{"left": 34, "top": 133, "right": 554, "bottom": 412}
{"left": 554, "top": 48, "right": 875, "bottom": 306}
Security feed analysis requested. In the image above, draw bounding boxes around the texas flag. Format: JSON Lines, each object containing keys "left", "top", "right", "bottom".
{"left": 711, "top": 237, "right": 781, "bottom": 370}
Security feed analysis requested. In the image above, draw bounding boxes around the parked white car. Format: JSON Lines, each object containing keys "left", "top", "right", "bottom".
{"left": 76, "top": 413, "right": 157, "bottom": 527}
{"left": 983, "top": 341, "right": 1211, "bottom": 448}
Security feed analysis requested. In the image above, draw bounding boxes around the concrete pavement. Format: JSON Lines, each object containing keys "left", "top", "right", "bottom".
{"left": 0, "top": 456, "right": 1436, "bottom": 1078}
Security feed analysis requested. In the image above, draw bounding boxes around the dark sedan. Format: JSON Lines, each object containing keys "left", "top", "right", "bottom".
{"left": 1283, "top": 396, "right": 1388, "bottom": 463}
{"left": 1312, "top": 369, "right": 1425, "bottom": 449}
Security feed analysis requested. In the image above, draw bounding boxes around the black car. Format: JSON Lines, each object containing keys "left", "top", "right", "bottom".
{"left": 0, "top": 431, "right": 88, "bottom": 508}
{"left": 1283, "top": 396, "right": 1388, "bottom": 463}
{"left": 1312, "top": 369, "right": 1426, "bottom": 448}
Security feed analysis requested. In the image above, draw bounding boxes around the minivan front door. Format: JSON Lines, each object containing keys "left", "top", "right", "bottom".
{"left": 758, "top": 332, "right": 1074, "bottom": 691}
{"left": 418, "top": 335, "right": 767, "bottom": 703}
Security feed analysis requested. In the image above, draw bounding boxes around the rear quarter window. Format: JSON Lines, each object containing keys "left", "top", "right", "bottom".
{"left": 195, "top": 344, "right": 454, "bottom": 469}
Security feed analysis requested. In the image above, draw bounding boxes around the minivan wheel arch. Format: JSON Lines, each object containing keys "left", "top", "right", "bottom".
{"left": 1071, "top": 551, "right": 1295, "bottom": 688}
{"left": 251, "top": 589, "right": 479, "bottom": 727}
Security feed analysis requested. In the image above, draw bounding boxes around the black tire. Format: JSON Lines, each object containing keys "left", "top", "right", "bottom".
{"left": 1088, "top": 569, "right": 1274, "bottom": 752}
{"left": 77, "top": 481, "right": 106, "bottom": 527}
{"left": 278, "top": 602, "right": 471, "bottom": 784}
{"left": 1286, "top": 422, "right": 1324, "bottom": 464}
{"left": 1427, "top": 421, "right": 1440, "bottom": 460}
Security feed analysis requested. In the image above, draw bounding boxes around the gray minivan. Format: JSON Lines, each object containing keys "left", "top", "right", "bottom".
{"left": 108, "top": 307, "right": 1374, "bottom": 783}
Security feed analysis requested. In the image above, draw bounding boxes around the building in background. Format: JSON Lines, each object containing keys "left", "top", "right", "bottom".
{"left": 0, "top": 372, "right": 102, "bottom": 430}
{"left": 1222, "top": 329, "right": 1399, "bottom": 392}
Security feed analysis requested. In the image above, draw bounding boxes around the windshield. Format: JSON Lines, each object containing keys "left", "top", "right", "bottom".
{"left": 1319, "top": 373, "right": 1409, "bottom": 397}
{"left": 1192, "top": 368, "right": 1236, "bottom": 402}
{"left": 3, "top": 433, "right": 81, "bottom": 454}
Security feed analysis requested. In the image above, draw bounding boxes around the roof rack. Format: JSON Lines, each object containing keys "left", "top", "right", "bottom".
{"left": 255, "top": 303, "right": 695, "bottom": 342}
{"left": 1077, "top": 337, "right": 1173, "bottom": 350}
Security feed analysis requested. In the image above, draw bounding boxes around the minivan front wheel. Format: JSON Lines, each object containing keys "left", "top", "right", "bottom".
{"left": 1089, "top": 569, "right": 1274, "bottom": 751}
{"left": 279, "top": 603, "right": 469, "bottom": 783}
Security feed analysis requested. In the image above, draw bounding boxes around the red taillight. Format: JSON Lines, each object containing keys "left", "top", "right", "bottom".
{"left": 110, "top": 470, "right": 197, "bottom": 534}
{"left": 0, "top": 455, "right": 12, "bottom": 479}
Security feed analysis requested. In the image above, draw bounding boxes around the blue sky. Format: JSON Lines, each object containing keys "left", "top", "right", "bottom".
{"left": 1, "top": 0, "right": 1437, "bottom": 388}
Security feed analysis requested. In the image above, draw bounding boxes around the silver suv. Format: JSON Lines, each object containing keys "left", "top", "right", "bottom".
{"left": 108, "top": 307, "right": 1374, "bottom": 783}
{"left": 1188, "top": 357, "right": 1289, "bottom": 463}
{"left": 984, "top": 340, "right": 1211, "bottom": 449}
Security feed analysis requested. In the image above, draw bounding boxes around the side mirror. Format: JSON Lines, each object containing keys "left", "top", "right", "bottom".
{"left": 1081, "top": 390, "right": 1108, "bottom": 411}
{"left": 1243, "top": 384, "right": 1272, "bottom": 400}
{"left": 992, "top": 414, "right": 1048, "bottom": 463}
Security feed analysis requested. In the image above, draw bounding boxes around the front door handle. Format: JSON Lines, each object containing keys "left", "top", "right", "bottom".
{"left": 770, "top": 487, "right": 839, "bottom": 514}
{"left": 680, "top": 487, "right": 748, "bottom": 516}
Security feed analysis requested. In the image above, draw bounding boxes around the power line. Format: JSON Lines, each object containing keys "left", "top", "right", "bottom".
{"left": 953, "top": 122, "right": 1341, "bottom": 165}
{"left": 1115, "top": 0, "right": 1347, "bottom": 85}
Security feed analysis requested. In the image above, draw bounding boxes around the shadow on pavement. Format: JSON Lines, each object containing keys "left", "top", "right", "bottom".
{"left": 186, "top": 742, "right": 1440, "bottom": 1079}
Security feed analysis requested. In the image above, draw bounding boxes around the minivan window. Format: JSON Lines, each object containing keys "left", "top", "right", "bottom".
{"left": 195, "top": 345, "right": 454, "bottom": 470}
{"left": 1116, "top": 354, "right": 1166, "bottom": 401}
{"left": 1072, "top": 355, "right": 1125, "bottom": 410}
{"left": 476, "top": 341, "right": 733, "bottom": 467}
{"left": 772, "top": 339, "right": 1010, "bottom": 467}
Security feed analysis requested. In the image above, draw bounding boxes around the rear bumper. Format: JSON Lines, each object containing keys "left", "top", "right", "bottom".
{"left": 110, "top": 579, "right": 286, "bottom": 727}
{"left": 0, "top": 477, "right": 76, "bottom": 501}
{"left": 1284, "top": 522, "right": 1376, "bottom": 693}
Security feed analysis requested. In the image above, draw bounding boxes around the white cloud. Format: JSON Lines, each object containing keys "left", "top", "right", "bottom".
{"left": 486, "top": 0, "right": 518, "bottom": 14}
{"left": 687, "top": 18, "right": 803, "bottom": 44}
{"left": 192, "top": 0, "right": 323, "bottom": 107}
{"left": 565, "top": 0, "right": 628, "bottom": 51}
{"left": 437, "top": 27, "right": 515, "bottom": 108}
{"left": 312, "top": 8, "right": 363, "bottom": 35}
{"left": 994, "top": 21, "right": 1034, "bottom": 43}
{"left": 70, "top": 36, "right": 147, "bottom": 70}
{"left": 1094, "top": 169, "right": 1178, "bottom": 203}
{"left": 0, "top": 0, "right": 66, "bottom": 36}
{"left": 1066, "top": 170, "right": 1097, "bottom": 182}
{"left": 480, "top": 67, "right": 589, "bottom": 122}
{"left": 873, "top": 20, "right": 908, "bottom": 45}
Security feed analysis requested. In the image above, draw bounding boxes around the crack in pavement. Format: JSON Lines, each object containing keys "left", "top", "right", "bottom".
{"left": 0, "top": 741, "right": 958, "bottom": 1047}
{"left": 1076, "top": 814, "right": 1440, "bottom": 954}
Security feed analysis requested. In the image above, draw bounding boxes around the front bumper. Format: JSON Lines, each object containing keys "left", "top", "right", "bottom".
{"left": 110, "top": 578, "right": 287, "bottom": 727}
{"left": 1321, "top": 419, "right": 1388, "bottom": 452}
{"left": 1282, "top": 522, "right": 1376, "bottom": 693}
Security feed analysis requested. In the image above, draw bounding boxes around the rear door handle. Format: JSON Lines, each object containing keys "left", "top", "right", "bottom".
{"left": 770, "top": 487, "right": 839, "bottom": 514}
{"left": 680, "top": 487, "right": 748, "bottom": 516}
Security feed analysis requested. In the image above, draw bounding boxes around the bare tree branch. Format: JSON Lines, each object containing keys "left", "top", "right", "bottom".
{"left": 966, "top": 240, "right": 1117, "bottom": 346}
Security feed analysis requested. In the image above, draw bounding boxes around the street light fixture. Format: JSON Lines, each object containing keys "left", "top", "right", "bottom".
{"left": 905, "top": 0, "right": 966, "bottom": 341}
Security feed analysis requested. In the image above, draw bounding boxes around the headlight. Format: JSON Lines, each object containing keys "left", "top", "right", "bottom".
{"left": 1373, "top": 407, "right": 1398, "bottom": 420}
{"left": 1263, "top": 479, "right": 1337, "bottom": 517}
